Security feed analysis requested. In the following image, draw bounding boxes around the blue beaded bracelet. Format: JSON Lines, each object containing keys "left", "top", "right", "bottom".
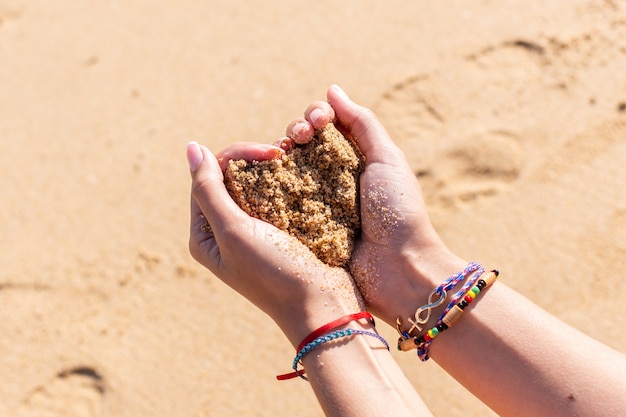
{"left": 292, "top": 329, "right": 389, "bottom": 380}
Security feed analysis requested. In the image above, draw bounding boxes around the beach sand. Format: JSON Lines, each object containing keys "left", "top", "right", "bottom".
{"left": 1, "top": 1, "right": 625, "bottom": 416}
{"left": 224, "top": 122, "right": 363, "bottom": 268}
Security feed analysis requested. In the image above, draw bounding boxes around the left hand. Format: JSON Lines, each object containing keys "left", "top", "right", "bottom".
{"left": 186, "top": 142, "right": 365, "bottom": 347}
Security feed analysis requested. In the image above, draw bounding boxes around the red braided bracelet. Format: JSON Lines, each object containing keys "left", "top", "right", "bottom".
{"left": 296, "top": 311, "right": 374, "bottom": 352}
{"left": 276, "top": 311, "right": 374, "bottom": 380}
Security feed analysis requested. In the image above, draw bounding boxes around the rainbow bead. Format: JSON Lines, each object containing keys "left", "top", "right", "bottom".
{"left": 414, "top": 268, "right": 500, "bottom": 362}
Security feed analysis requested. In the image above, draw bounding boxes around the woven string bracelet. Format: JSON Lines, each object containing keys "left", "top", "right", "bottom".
{"left": 396, "top": 269, "right": 500, "bottom": 360}
{"left": 290, "top": 329, "right": 389, "bottom": 380}
{"left": 417, "top": 269, "right": 498, "bottom": 360}
{"left": 395, "top": 262, "right": 482, "bottom": 340}
{"left": 276, "top": 311, "right": 376, "bottom": 381}
{"left": 436, "top": 266, "right": 485, "bottom": 324}
{"left": 296, "top": 311, "right": 374, "bottom": 353}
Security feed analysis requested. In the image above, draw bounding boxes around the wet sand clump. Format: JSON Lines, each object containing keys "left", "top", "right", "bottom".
{"left": 224, "top": 123, "right": 364, "bottom": 268}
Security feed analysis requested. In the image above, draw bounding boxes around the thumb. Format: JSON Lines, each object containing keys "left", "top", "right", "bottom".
{"left": 327, "top": 84, "right": 401, "bottom": 165}
{"left": 186, "top": 141, "right": 247, "bottom": 238}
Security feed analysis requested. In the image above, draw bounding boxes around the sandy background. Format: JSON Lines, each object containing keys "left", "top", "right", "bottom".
{"left": 1, "top": 1, "right": 625, "bottom": 416}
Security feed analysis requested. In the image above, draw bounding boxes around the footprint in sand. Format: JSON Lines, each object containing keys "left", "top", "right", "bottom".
{"left": 374, "top": 30, "right": 626, "bottom": 213}
{"left": 0, "top": 6, "right": 21, "bottom": 28}
{"left": 373, "top": 42, "right": 539, "bottom": 210}
{"left": 23, "top": 366, "right": 108, "bottom": 417}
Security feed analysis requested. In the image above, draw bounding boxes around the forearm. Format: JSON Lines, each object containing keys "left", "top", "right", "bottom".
{"left": 301, "top": 321, "right": 433, "bottom": 417}
{"left": 427, "top": 281, "right": 626, "bottom": 416}
{"left": 269, "top": 269, "right": 433, "bottom": 417}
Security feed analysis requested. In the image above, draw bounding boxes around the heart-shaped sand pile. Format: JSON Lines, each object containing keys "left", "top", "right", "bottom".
{"left": 224, "top": 123, "right": 364, "bottom": 268}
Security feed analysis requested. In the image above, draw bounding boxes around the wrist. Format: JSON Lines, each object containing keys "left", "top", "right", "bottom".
{"left": 277, "top": 303, "right": 371, "bottom": 349}
{"left": 379, "top": 243, "right": 468, "bottom": 328}
{"left": 273, "top": 269, "right": 368, "bottom": 349}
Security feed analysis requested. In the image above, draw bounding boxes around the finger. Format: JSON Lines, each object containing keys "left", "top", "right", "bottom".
{"left": 304, "top": 100, "right": 335, "bottom": 130}
{"left": 190, "top": 195, "right": 212, "bottom": 236}
{"left": 327, "top": 84, "right": 400, "bottom": 164}
{"left": 186, "top": 142, "right": 248, "bottom": 237}
{"left": 286, "top": 118, "right": 315, "bottom": 144}
{"left": 191, "top": 196, "right": 216, "bottom": 237}
{"left": 215, "top": 142, "right": 284, "bottom": 171}
{"left": 274, "top": 136, "right": 295, "bottom": 152}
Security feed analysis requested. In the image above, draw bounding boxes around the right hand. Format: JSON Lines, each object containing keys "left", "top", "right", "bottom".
{"left": 287, "top": 85, "right": 468, "bottom": 326}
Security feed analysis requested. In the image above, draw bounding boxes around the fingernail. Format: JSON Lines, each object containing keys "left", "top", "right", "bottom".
{"left": 267, "top": 146, "right": 285, "bottom": 159}
{"left": 276, "top": 137, "right": 295, "bottom": 151}
{"left": 186, "top": 141, "right": 204, "bottom": 171}
{"left": 292, "top": 122, "right": 308, "bottom": 136}
{"left": 309, "top": 108, "right": 327, "bottom": 128}
{"left": 290, "top": 122, "right": 312, "bottom": 143}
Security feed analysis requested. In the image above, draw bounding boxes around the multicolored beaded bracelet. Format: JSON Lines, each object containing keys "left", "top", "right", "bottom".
{"left": 397, "top": 270, "right": 499, "bottom": 361}
{"left": 416, "top": 270, "right": 498, "bottom": 360}
{"left": 289, "top": 329, "right": 389, "bottom": 380}
{"left": 436, "top": 266, "right": 485, "bottom": 323}
{"left": 395, "top": 262, "right": 482, "bottom": 339}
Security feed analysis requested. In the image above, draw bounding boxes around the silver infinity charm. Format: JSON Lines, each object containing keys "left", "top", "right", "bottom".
{"left": 406, "top": 289, "right": 446, "bottom": 334}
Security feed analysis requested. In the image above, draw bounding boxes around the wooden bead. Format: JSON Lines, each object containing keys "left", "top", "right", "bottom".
{"left": 398, "top": 337, "right": 419, "bottom": 352}
{"left": 442, "top": 305, "right": 464, "bottom": 328}
{"left": 482, "top": 270, "right": 499, "bottom": 287}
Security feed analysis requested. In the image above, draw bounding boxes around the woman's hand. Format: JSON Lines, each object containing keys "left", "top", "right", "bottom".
{"left": 187, "top": 140, "right": 434, "bottom": 417}
{"left": 282, "top": 85, "right": 468, "bottom": 326}
{"left": 188, "top": 86, "right": 626, "bottom": 417}
{"left": 199, "top": 84, "right": 467, "bottom": 328}
{"left": 186, "top": 142, "right": 365, "bottom": 347}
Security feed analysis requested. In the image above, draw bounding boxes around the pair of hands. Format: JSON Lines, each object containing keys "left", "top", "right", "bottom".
{"left": 187, "top": 85, "right": 464, "bottom": 346}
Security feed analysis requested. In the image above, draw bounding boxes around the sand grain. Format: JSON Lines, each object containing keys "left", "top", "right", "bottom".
{"left": 224, "top": 123, "right": 364, "bottom": 268}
